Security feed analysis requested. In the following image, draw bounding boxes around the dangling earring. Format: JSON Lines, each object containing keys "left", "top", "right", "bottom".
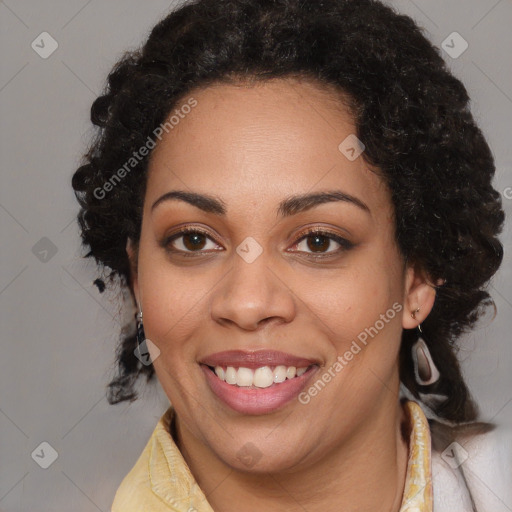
{"left": 411, "top": 309, "right": 440, "bottom": 386}
{"left": 136, "top": 308, "right": 145, "bottom": 347}
{"left": 134, "top": 307, "right": 160, "bottom": 366}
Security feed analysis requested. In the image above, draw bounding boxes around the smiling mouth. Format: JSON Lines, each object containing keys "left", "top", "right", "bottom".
{"left": 204, "top": 364, "right": 316, "bottom": 388}
{"left": 200, "top": 361, "right": 319, "bottom": 415}
{"left": 199, "top": 349, "right": 320, "bottom": 414}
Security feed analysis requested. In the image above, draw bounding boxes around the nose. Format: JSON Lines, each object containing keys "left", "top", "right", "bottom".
{"left": 210, "top": 245, "right": 296, "bottom": 331}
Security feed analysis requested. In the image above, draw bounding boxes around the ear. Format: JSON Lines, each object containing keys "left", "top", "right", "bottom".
{"left": 126, "top": 237, "right": 140, "bottom": 307}
{"left": 401, "top": 263, "right": 438, "bottom": 330}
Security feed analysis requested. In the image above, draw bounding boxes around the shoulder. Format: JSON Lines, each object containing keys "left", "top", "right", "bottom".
{"left": 429, "top": 419, "right": 512, "bottom": 512}
{"left": 110, "top": 409, "right": 175, "bottom": 512}
{"left": 110, "top": 406, "right": 211, "bottom": 512}
{"left": 110, "top": 431, "right": 163, "bottom": 512}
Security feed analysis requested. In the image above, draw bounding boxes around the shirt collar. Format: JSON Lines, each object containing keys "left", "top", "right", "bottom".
{"left": 399, "top": 400, "right": 433, "bottom": 512}
{"left": 149, "top": 408, "right": 213, "bottom": 511}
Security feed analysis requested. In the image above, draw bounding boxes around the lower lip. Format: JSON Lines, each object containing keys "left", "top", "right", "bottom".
{"left": 201, "top": 364, "right": 318, "bottom": 415}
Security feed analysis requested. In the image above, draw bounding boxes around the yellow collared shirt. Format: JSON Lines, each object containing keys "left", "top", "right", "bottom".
{"left": 111, "top": 400, "right": 432, "bottom": 512}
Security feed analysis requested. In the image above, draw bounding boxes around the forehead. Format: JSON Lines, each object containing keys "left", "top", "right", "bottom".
{"left": 146, "top": 78, "right": 390, "bottom": 216}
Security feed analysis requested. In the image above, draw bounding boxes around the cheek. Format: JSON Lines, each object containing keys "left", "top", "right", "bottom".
{"left": 299, "top": 269, "right": 404, "bottom": 409}
{"left": 302, "top": 258, "right": 404, "bottom": 348}
{"left": 137, "top": 252, "right": 212, "bottom": 357}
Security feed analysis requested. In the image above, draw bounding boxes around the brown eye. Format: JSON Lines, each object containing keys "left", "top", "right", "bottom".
{"left": 290, "top": 229, "right": 354, "bottom": 257}
{"left": 163, "top": 228, "right": 222, "bottom": 255}
{"left": 181, "top": 232, "right": 207, "bottom": 251}
{"left": 304, "top": 233, "right": 331, "bottom": 253}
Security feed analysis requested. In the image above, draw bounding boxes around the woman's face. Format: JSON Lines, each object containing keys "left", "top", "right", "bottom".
{"left": 129, "top": 78, "right": 432, "bottom": 472}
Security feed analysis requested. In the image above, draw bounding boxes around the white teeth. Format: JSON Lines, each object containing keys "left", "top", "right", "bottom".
{"left": 225, "top": 366, "right": 237, "bottom": 385}
{"left": 215, "top": 366, "right": 225, "bottom": 381}
{"left": 236, "top": 367, "right": 254, "bottom": 387}
{"left": 211, "top": 364, "right": 310, "bottom": 387}
{"left": 253, "top": 367, "right": 274, "bottom": 388}
{"left": 273, "top": 365, "right": 287, "bottom": 383}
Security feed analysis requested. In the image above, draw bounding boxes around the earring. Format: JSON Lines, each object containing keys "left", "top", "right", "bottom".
{"left": 136, "top": 308, "right": 145, "bottom": 347}
{"left": 412, "top": 332, "right": 440, "bottom": 385}
{"left": 411, "top": 310, "right": 440, "bottom": 386}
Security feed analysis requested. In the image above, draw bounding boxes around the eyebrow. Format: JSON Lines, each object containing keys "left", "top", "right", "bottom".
{"left": 151, "top": 189, "right": 370, "bottom": 217}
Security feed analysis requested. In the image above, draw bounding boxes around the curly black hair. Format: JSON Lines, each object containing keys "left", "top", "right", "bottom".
{"left": 71, "top": 0, "right": 504, "bottom": 423}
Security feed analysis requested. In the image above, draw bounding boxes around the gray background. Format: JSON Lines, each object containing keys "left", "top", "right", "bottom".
{"left": 0, "top": 1, "right": 511, "bottom": 511}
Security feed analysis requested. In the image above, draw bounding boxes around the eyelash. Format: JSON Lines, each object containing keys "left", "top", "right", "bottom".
{"left": 161, "top": 226, "right": 354, "bottom": 259}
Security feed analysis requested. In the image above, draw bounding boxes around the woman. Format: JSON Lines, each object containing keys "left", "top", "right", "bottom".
{"left": 71, "top": 0, "right": 510, "bottom": 510}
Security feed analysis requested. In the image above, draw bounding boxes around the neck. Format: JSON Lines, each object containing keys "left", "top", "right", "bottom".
{"left": 175, "top": 393, "right": 410, "bottom": 512}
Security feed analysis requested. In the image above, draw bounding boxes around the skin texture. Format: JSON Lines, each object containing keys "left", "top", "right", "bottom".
{"left": 126, "top": 77, "right": 436, "bottom": 511}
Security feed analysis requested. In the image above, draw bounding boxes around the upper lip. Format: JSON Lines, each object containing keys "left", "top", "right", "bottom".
{"left": 199, "top": 350, "right": 319, "bottom": 369}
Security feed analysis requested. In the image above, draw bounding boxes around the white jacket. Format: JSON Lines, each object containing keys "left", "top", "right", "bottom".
{"left": 430, "top": 420, "right": 512, "bottom": 511}
{"left": 400, "top": 383, "right": 512, "bottom": 511}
